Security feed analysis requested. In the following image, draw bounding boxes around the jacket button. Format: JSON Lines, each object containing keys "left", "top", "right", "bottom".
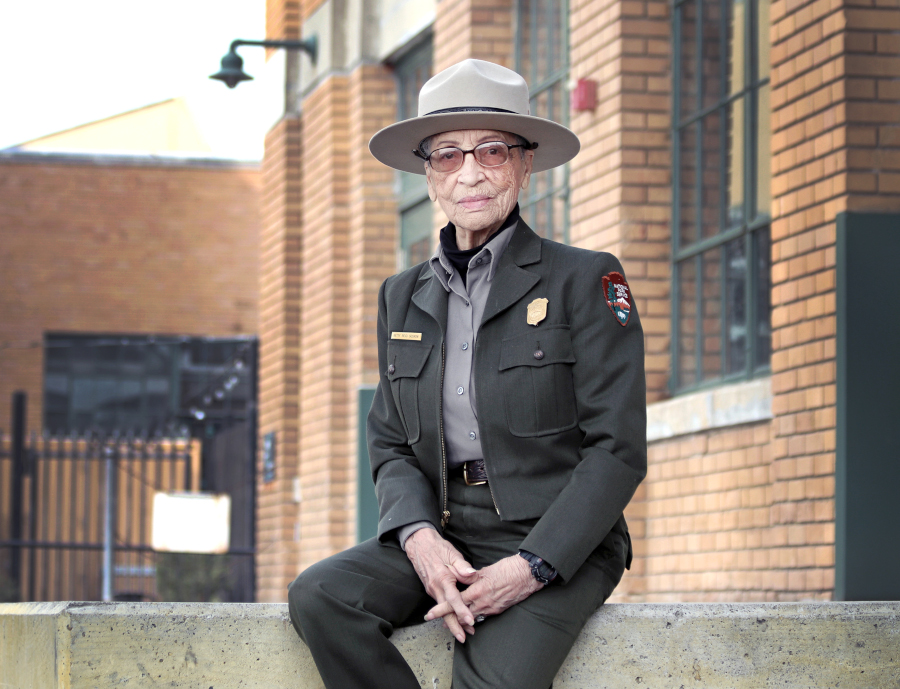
{"left": 388, "top": 364, "right": 396, "bottom": 374}
{"left": 533, "top": 349, "right": 544, "bottom": 360}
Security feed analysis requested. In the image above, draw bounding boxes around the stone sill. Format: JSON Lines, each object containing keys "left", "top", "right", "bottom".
{"left": 647, "top": 377, "right": 772, "bottom": 442}
{"left": 2, "top": 601, "right": 898, "bottom": 688}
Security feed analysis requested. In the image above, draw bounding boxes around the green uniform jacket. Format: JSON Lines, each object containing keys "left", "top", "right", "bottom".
{"left": 367, "top": 220, "right": 647, "bottom": 582}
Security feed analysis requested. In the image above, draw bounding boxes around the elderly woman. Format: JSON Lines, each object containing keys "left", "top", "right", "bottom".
{"left": 288, "top": 59, "right": 647, "bottom": 689}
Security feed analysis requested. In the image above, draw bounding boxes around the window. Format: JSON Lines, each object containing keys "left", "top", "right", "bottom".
{"left": 393, "top": 39, "right": 434, "bottom": 270}
{"left": 44, "top": 334, "right": 256, "bottom": 436}
{"left": 672, "top": 0, "right": 771, "bottom": 391}
{"left": 515, "top": 0, "right": 570, "bottom": 243}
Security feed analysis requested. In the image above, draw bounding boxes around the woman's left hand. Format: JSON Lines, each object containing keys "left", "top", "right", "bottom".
{"left": 424, "top": 554, "right": 543, "bottom": 625}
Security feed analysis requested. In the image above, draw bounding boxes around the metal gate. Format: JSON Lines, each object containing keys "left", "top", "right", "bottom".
{"left": 0, "top": 393, "right": 255, "bottom": 602}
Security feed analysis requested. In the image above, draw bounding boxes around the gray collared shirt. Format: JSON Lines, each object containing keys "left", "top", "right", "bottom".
{"left": 397, "top": 220, "right": 517, "bottom": 547}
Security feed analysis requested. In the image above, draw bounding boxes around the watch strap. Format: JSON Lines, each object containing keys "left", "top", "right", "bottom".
{"left": 518, "top": 550, "right": 558, "bottom": 585}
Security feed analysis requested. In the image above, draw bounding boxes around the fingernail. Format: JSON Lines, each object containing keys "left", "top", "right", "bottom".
{"left": 424, "top": 614, "right": 432, "bottom": 621}
{"left": 464, "top": 568, "right": 476, "bottom": 574}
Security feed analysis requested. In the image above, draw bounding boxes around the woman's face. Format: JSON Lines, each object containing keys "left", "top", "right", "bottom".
{"left": 424, "top": 129, "right": 533, "bottom": 239}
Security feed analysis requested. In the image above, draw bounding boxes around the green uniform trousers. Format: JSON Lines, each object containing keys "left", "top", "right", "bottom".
{"left": 288, "top": 476, "right": 628, "bottom": 689}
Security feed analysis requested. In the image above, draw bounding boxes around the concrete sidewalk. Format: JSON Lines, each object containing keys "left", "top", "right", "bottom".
{"left": 1, "top": 601, "right": 898, "bottom": 687}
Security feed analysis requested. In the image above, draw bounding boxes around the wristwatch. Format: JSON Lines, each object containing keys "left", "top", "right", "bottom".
{"left": 518, "top": 550, "right": 558, "bottom": 585}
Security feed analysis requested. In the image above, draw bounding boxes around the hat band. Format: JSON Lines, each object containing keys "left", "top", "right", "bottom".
{"left": 425, "top": 106, "right": 517, "bottom": 116}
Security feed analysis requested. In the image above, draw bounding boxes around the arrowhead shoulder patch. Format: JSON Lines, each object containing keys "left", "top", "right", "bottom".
{"left": 602, "top": 271, "right": 632, "bottom": 327}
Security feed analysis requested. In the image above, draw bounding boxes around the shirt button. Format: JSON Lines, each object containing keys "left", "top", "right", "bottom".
{"left": 475, "top": 258, "right": 483, "bottom": 265}
{"left": 388, "top": 364, "right": 396, "bottom": 374}
{"left": 461, "top": 342, "right": 468, "bottom": 350}
{"left": 456, "top": 386, "right": 464, "bottom": 395}
{"left": 533, "top": 350, "right": 545, "bottom": 360}
{"left": 465, "top": 301, "right": 470, "bottom": 307}
{"left": 469, "top": 431, "right": 477, "bottom": 440}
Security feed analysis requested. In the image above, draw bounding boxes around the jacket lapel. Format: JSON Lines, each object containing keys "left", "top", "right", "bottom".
{"left": 480, "top": 220, "right": 542, "bottom": 328}
{"left": 411, "top": 266, "right": 449, "bottom": 334}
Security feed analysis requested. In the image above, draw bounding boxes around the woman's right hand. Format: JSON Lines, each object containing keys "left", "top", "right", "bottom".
{"left": 405, "top": 527, "right": 479, "bottom": 642}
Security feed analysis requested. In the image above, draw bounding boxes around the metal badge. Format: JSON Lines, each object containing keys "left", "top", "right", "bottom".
{"left": 391, "top": 332, "right": 422, "bottom": 341}
{"left": 526, "top": 298, "right": 548, "bottom": 326}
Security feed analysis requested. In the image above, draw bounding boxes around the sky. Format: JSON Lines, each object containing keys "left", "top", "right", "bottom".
{"left": 0, "top": 0, "right": 275, "bottom": 160}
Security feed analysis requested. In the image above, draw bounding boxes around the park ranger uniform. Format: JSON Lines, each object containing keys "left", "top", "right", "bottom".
{"left": 288, "top": 209, "right": 646, "bottom": 689}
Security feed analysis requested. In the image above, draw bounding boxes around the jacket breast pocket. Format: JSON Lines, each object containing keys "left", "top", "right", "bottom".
{"left": 386, "top": 341, "right": 432, "bottom": 445}
{"left": 498, "top": 325, "right": 578, "bottom": 437}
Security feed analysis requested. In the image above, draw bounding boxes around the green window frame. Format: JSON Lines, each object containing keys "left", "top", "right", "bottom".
{"left": 393, "top": 38, "right": 434, "bottom": 270}
{"left": 671, "top": 0, "right": 772, "bottom": 392}
{"left": 515, "top": 0, "right": 570, "bottom": 243}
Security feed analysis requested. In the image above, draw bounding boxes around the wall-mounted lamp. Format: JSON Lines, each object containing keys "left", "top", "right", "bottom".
{"left": 210, "top": 37, "right": 318, "bottom": 88}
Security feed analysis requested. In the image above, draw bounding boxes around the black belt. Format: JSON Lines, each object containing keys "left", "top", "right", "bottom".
{"left": 454, "top": 459, "right": 488, "bottom": 486}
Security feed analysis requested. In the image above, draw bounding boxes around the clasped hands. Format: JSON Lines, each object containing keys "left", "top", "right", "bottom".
{"left": 405, "top": 527, "right": 543, "bottom": 643}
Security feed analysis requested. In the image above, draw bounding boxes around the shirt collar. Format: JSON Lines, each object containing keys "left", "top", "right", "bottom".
{"left": 429, "top": 219, "right": 518, "bottom": 292}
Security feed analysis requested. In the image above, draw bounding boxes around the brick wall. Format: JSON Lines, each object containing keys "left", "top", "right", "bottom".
{"left": 0, "top": 157, "right": 260, "bottom": 433}
{"left": 765, "top": 0, "right": 900, "bottom": 600}
{"left": 267, "top": 0, "right": 300, "bottom": 42}
{"left": 569, "top": 0, "right": 672, "bottom": 404}
{"left": 615, "top": 423, "right": 775, "bottom": 601}
{"left": 435, "top": 0, "right": 514, "bottom": 71}
{"left": 256, "top": 118, "right": 304, "bottom": 601}
{"left": 296, "top": 75, "right": 355, "bottom": 570}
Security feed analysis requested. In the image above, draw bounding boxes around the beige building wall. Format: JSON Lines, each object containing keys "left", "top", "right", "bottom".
{"left": 17, "top": 99, "right": 212, "bottom": 155}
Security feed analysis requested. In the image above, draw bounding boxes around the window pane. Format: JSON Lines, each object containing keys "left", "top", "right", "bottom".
{"left": 44, "top": 335, "right": 254, "bottom": 435}
{"left": 728, "top": 0, "right": 747, "bottom": 96}
{"left": 725, "top": 98, "right": 745, "bottom": 227}
{"left": 401, "top": 199, "right": 433, "bottom": 269}
{"left": 678, "top": 257, "right": 699, "bottom": 387}
{"left": 679, "top": 0, "right": 699, "bottom": 119}
{"left": 755, "top": 83, "right": 772, "bottom": 219}
{"left": 698, "top": 102, "right": 744, "bottom": 239}
{"left": 678, "top": 123, "right": 699, "bottom": 246}
{"left": 724, "top": 237, "right": 747, "bottom": 374}
{"left": 758, "top": 0, "right": 771, "bottom": 80}
{"left": 700, "top": 246, "right": 723, "bottom": 381}
{"left": 395, "top": 41, "right": 432, "bottom": 120}
{"left": 400, "top": 170, "right": 427, "bottom": 199}
{"left": 408, "top": 237, "right": 432, "bottom": 267}
{"left": 519, "top": 0, "right": 563, "bottom": 86}
{"left": 532, "top": 81, "right": 566, "bottom": 125}
{"left": 701, "top": 0, "right": 725, "bottom": 109}
{"left": 754, "top": 227, "right": 771, "bottom": 369}
{"left": 701, "top": 0, "right": 745, "bottom": 109}
{"left": 700, "top": 109, "right": 723, "bottom": 239}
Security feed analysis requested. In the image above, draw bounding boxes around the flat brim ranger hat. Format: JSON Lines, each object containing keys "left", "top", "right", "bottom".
{"left": 369, "top": 59, "right": 581, "bottom": 175}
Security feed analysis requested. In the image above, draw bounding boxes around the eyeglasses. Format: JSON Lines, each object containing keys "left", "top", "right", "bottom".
{"left": 413, "top": 141, "right": 532, "bottom": 173}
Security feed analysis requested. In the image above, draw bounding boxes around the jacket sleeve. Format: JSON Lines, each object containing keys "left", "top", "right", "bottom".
{"left": 518, "top": 251, "right": 647, "bottom": 582}
{"left": 367, "top": 278, "right": 442, "bottom": 542}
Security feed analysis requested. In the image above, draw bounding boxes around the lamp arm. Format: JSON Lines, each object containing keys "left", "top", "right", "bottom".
{"left": 229, "top": 37, "right": 318, "bottom": 64}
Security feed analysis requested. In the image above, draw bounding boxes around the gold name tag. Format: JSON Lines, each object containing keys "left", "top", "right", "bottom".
{"left": 391, "top": 332, "right": 422, "bottom": 341}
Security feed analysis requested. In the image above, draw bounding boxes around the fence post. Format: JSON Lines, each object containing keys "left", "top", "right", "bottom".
{"left": 9, "top": 392, "right": 26, "bottom": 597}
{"left": 102, "top": 443, "right": 116, "bottom": 602}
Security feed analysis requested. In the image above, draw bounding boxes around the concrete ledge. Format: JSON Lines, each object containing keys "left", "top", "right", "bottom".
{"left": 1, "top": 601, "right": 898, "bottom": 687}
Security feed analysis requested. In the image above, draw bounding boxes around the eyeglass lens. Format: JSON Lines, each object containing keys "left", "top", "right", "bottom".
{"left": 429, "top": 142, "right": 511, "bottom": 172}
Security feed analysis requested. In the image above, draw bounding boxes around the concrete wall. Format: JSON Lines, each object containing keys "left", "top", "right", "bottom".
{"left": 1, "top": 601, "right": 898, "bottom": 688}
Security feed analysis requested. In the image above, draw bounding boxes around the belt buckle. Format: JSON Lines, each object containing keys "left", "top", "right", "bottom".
{"left": 463, "top": 462, "right": 487, "bottom": 486}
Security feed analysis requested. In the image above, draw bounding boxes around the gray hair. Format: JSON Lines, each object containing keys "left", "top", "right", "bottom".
{"left": 418, "top": 133, "right": 531, "bottom": 159}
